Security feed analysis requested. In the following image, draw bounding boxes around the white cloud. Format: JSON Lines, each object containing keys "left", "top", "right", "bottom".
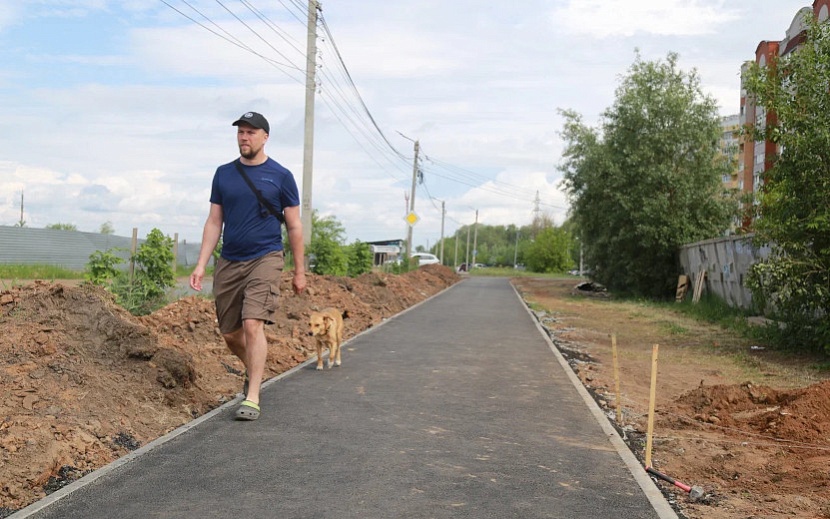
{"left": 0, "top": 2, "right": 19, "bottom": 31}
{"left": 551, "top": 0, "right": 741, "bottom": 38}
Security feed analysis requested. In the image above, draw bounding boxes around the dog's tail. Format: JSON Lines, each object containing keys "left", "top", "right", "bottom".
{"left": 342, "top": 310, "right": 350, "bottom": 320}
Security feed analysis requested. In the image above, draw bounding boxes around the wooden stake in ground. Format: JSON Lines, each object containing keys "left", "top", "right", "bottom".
{"left": 644, "top": 344, "right": 659, "bottom": 468}
{"left": 692, "top": 270, "right": 707, "bottom": 304}
{"left": 612, "top": 334, "right": 622, "bottom": 424}
{"left": 675, "top": 275, "right": 689, "bottom": 302}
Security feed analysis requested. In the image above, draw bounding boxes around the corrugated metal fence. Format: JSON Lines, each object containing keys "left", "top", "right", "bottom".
{"left": 678, "top": 234, "right": 770, "bottom": 310}
{"left": 0, "top": 226, "right": 202, "bottom": 272}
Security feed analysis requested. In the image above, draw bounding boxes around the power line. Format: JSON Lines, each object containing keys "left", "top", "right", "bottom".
{"left": 318, "top": 13, "right": 407, "bottom": 161}
{"left": 238, "top": 0, "right": 305, "bottom": 56}
{"left": 160, "top": 1, "right": 563, "bottom": 218}
{"left": 159, "top": 0, "right": 306, "bottom": 84}
{"left": 215, "top": 0, "right": 304, "bottom": 73}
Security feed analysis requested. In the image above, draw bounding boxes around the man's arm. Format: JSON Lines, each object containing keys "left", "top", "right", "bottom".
{"left": 283, "top": 205, "right": 306, "bottom": 295}
{"left": 189, "top": 203, "right": 223, "bottom": 291}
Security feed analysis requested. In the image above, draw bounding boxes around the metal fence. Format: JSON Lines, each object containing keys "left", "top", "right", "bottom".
{"left": 0, "top": 225, "right": 202, "bottom": 272}
{"left": 678, "top": 233, "right": 770, "bottom": 310}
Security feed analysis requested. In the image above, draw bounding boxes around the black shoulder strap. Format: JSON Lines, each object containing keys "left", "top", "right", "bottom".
{"left": 234, "top": 159, "right": 285, "bottom": 224}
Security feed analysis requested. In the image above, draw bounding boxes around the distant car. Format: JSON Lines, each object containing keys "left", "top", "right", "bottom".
{"left": 411, "top": 252, "right": 440, "bottom": 266}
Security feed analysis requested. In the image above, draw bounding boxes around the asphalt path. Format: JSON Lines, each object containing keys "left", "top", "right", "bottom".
{"left": 14, "top": 276, "right": 677, "bottom": 519}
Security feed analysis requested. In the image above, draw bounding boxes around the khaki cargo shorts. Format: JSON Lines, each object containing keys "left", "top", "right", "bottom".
{"left": 213, "top": 251, "right": 284, "bottom": 334}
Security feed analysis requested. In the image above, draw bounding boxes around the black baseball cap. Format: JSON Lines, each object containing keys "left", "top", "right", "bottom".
{"left": 232, "top": 111, "right": 270, "bottom": 134}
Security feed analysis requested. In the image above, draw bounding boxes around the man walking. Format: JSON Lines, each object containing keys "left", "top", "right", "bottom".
{"left": 190, "top": 111, "right": 306, "bottom": 421}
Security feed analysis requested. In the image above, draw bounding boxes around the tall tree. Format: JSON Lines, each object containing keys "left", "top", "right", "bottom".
{"left": 559, "top": 52, "right": 736, "bottom": 297}
{"left": 743, "top": 17, "right": 830, "bottom": 352}
{"left": 525, "top": 227, "right": 572, "bottom": 273}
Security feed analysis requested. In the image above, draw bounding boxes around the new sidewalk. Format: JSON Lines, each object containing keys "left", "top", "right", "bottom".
{"left": 14, "top": 277, "right": 677, "bottom": 519}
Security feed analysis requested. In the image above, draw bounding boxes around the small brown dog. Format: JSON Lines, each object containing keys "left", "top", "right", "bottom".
{"left": 308, "top": 308, "right": 349, "bottom": 370}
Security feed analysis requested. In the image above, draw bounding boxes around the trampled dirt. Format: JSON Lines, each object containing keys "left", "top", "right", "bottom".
{"left": 2, "top": 272, "right": 829, "bottom": 518}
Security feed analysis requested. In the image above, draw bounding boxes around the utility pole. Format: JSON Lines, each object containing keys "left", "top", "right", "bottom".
{"left": 472, "top": 209, "right": 479, "bottom": 268}
{"left": 453, "top": 229, "right": 459, "bottom": 269}
{"left": 17, "top": 191, "right": 24, "bottom": 227}
{"left": 439, "top": 200, "right": 445, "bottom": 264}
{"left": 301, "top": 0, "right": 320, "bottom": 249}
{"left": 513, "top": 229, "right": 519, "bottom": 268}
{"left": 403, "top": 137, "right": 420, "bottom": 259}
{"left": 465, "top": 226, "right": 470, "bottom": 270}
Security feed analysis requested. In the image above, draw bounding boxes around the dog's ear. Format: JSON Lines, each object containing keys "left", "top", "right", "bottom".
{"left": 323, "top": 315, "right": 334, "bottom": 331}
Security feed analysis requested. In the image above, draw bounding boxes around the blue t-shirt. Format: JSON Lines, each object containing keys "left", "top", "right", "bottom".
{"left": 210, "top": 157, "right": 300, "bottom": 262}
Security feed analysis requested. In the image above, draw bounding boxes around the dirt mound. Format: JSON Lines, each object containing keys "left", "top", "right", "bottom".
{"left": 668, "top": 381, "right": 830, "bottom": 446}
{"left": 0, "top": 265, "right": 459, "bottom": 513}
{"left": 647, "top": 380, "right": 830, "bottom": 517}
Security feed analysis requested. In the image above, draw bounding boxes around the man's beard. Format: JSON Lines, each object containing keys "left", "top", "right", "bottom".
{"left": 239, "top": 144, "right": 262, "bottom": 159}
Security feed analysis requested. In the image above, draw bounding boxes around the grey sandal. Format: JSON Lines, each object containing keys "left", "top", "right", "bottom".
{"left": 235, "top": 400, "right": 260, "bottom": 421}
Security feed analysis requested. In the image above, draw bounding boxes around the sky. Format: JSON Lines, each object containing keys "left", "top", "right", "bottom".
{"left": 0, "top": 0, "right": 813, "bottom": 250}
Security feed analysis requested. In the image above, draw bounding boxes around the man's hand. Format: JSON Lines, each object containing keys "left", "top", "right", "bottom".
{"left": 190, "top": 265, "right": 206, "bottom": 292}
{"left": 292, "top": 270, "right": 306, "bottom": 295}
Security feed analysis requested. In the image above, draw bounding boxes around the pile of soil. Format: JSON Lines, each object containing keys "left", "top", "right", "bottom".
{"left": 0, "top": 265, "right": 459, "bottom": 515}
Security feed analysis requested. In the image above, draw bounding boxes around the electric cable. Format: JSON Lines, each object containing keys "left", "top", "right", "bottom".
{"left": 159, "top": 0, "right": 306, "bottom": 84}
{"left": 215, "top": 0, "right": 304, "bottom": 73}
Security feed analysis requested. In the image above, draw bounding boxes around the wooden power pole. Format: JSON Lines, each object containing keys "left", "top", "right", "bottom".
{"left": 301, "top": 0, "right": 319, "bottom": 249}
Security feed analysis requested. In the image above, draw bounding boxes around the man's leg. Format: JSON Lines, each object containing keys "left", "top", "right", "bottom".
{"left": 222, "top": 327, "right": 249, "bottom": 396}
{"left": 222, "top": 327, "right": 246, "bottom": 361}
{"left": 241, "top": 318, "right": 267, "bottom": 405}
{"left": 222, "top": 320, "right": 266, "bottom": 404}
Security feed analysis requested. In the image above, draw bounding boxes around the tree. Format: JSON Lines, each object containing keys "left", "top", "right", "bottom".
{"left": 743, "top": 17, "right": 830, "bottom": 353}
{"left": 308, "top": 210, "right": 348, "bottom": 276}
{"left": 99, "top": 221, "right": 115, "bottom": 235}
{"left": 559, "top": 52, "right": 737, "bottom": 297}
{"left": 85, "top": 228, "right": 175, "bottom": 315}
{"left": 525, "top": 227, "right": 572, "bottom": 273}
{"left": 346, "top": 240, "right": 373, "bottom": 277}
{"left": 46, "top": 223, "right": 77, "bottom": 231}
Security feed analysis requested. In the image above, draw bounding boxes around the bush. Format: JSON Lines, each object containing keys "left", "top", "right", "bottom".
{"left": 346, "top": 241, "right": 373, "bottom": 277}
{"left": 85, "top": 249, "right": 125, "bottom": 285}
{"left": 85, "top": 228, "right": 176, "bottom": 315}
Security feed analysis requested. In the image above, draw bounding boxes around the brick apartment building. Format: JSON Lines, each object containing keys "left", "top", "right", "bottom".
{"left": 738, "top": 0, "right": 830, "bottom": 228}
{"left": 719, "top": 114, "right": 740, "bottom": 191}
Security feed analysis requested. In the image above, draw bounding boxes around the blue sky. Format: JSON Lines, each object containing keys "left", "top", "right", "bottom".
{"left": 0, "top": 0, "right": 811, "bottom": 249}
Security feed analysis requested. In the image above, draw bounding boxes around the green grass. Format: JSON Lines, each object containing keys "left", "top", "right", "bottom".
{"left": 0, "top": 263, "right": 211, "bottom": 281}
{"left": 464, "top": 266, "right": 571, "bottom": 278}
{"left": 659, "top": 321, "right": 689, "bottom": 335}
{"left": 0, "top": 264, "right": 82, "bottom": 280}
{"left": 672, "top": 292, "right": 753, "bottom": 333}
